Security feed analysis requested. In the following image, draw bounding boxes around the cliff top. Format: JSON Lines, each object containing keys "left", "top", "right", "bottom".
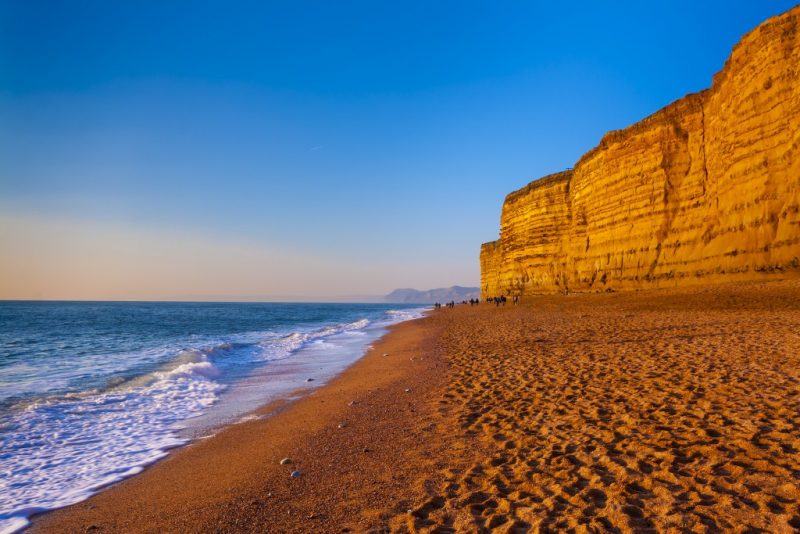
{"left": 509, "top": 4, "right": 799, "bottom": 195}
{"left": 577, "top": 4, "right": 799, "bottom": 170}
{"left": 575, "top": 90, "right": 708, "bottom": 169}
{"left": 504, "top": 170, "right": 572, "bottom": 206}
{"left": 711, "top": 4, "right": 799, "bottom": 92}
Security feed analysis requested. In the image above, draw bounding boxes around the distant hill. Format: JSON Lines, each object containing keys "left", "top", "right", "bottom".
{"left": 385, "top": 286, "right": 480, "bottom": 304}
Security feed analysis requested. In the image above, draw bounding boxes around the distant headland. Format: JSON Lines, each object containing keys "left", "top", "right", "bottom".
{"left": 385, "top": 286, "right": 480, "bottom": 303}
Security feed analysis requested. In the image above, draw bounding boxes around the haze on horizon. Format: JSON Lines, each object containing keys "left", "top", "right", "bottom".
{"left": 1, "top": 1, "right": 795, "bottom": 301}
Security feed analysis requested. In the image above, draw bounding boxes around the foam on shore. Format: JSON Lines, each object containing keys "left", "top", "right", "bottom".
{"left": 0, "top": 307, "right": 426, "bottom": 534}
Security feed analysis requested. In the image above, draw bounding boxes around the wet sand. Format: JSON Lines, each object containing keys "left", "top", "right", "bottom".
{"left": 33, "top": 280, "right": 800, "bottom": 533}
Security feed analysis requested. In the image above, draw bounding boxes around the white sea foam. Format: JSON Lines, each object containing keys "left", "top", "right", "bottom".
{"left": 0, "top": 307, "right": 427, "bottom": 533}
{"left": 0, "top": 352, "right": 222, "bottom": 533}
{"left": 385, "top": 308, "right": 428, "bottom": 321}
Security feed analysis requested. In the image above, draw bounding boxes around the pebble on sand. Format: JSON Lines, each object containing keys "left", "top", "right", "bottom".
{"left": 404, "top": 388, "right": 411, "bottom": 393}
{"left": 279, "top": 458, "right": 292, "bottom": 465}
{"left": 290, "top": 470, "right": 301, "bottom": 478}
{"left": 305, "top": 378, "right": 314, "bottom": 382}
{"left": 338, "top": 422, "right": 347, "bottom": 428}
{"left": 382, "top": 353, "right": 389, "bottom": 357}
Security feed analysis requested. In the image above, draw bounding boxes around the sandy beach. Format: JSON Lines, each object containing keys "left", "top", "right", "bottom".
{"left": 32, "top": 279, "right": 800, "bottom": 533}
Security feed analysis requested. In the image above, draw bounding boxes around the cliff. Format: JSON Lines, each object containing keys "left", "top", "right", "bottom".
{"left": 481, "top": 5, "right": 800, "bottom": 297}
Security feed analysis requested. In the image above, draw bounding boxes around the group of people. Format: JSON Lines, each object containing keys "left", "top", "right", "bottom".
{"left": 434, "top": 295, "right": 521, "bottom": 309}
{"left": 485, "top": 295, "right": 520, "bottom": 306}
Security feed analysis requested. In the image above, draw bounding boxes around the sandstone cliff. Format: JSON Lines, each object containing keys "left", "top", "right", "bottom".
{"left": 481, "top": 5, "right": 800, "bottom": 297}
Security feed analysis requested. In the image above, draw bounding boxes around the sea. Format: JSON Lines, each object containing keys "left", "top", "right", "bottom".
{"left": 0, "top": 301, "right": 427, "bottom": 533}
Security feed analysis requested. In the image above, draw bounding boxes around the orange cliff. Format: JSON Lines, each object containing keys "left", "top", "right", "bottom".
{"left": 481, "top": 5, "right": 800, "bottom": 297}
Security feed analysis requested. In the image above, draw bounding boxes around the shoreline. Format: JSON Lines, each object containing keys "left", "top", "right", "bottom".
{"left": 30, "top": 313, "right": 449, "bottom": 533}
{"left": 0, "top": 305, "right": 427, "bottom": 533}
{"left": 31, "top": 278, "right": 800, "bottom": 532}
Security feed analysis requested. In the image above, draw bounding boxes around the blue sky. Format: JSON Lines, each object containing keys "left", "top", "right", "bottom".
{"left": 1, "top": 1, "right": 796, "bottom": 300}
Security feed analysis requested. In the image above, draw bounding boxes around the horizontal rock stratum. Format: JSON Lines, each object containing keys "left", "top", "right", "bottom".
{"left": 481, "top": 6, "right": 800, "bottom": 297}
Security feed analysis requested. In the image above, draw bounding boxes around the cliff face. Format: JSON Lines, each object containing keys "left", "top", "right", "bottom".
{"left": 482, "top": 6, "right": 800, "bottom": 297}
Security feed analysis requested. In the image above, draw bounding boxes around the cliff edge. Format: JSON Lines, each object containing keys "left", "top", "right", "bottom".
{"left": 481, "top": 5, "right": 800, "bottom": 297}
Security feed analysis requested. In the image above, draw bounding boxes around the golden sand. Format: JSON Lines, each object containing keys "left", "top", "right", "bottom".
{"left": 33, "top": 280, "right": 800, "bottom": 533}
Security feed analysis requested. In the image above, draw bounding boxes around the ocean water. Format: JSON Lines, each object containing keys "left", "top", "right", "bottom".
{"left": 0, "top": 301, "right": 426, "bottom": 533}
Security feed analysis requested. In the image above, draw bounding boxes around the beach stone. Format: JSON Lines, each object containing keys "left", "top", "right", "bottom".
{"left": 405, "top": 388, "right": 411, "bottom": 393}
{"left": 382, "top": 353, "right": 389, "bottom": 357}
{"left": 279, "top": 457, "right": 292, "bottom": 465}
{"left": 362, "top": 447, "right": 370, "bottom": 453}
{"left": 338, "top": 422, "right": 347, "bottom": 428}
{"left": 290, "top": 470, "right": 301, "bottom": 478}
{"left": 305, "top": 378, "right": 314, "bottom": 382}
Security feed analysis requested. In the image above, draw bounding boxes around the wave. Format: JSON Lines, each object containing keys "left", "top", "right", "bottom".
{"left": 0, "top": 355, "right": 222, "bottom": 533}
{"left": 0, "top": 306, "right": 427, "bottom": 533}
{"left": 385, "top": 308, "right": 429, "bottom": 321}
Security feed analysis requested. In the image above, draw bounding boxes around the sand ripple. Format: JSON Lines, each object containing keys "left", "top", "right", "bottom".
{"left": 393, "top": 281, "right": 800, "bottom": 533}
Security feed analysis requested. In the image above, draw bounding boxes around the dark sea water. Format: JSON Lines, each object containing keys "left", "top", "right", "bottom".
{"left": 0, "top": 301, "right": 425, "bottom": 533}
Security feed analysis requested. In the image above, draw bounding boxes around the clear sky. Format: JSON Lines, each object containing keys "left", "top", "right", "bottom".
{"left": 1, "top": 1, "right": 796, "bottom": 300}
